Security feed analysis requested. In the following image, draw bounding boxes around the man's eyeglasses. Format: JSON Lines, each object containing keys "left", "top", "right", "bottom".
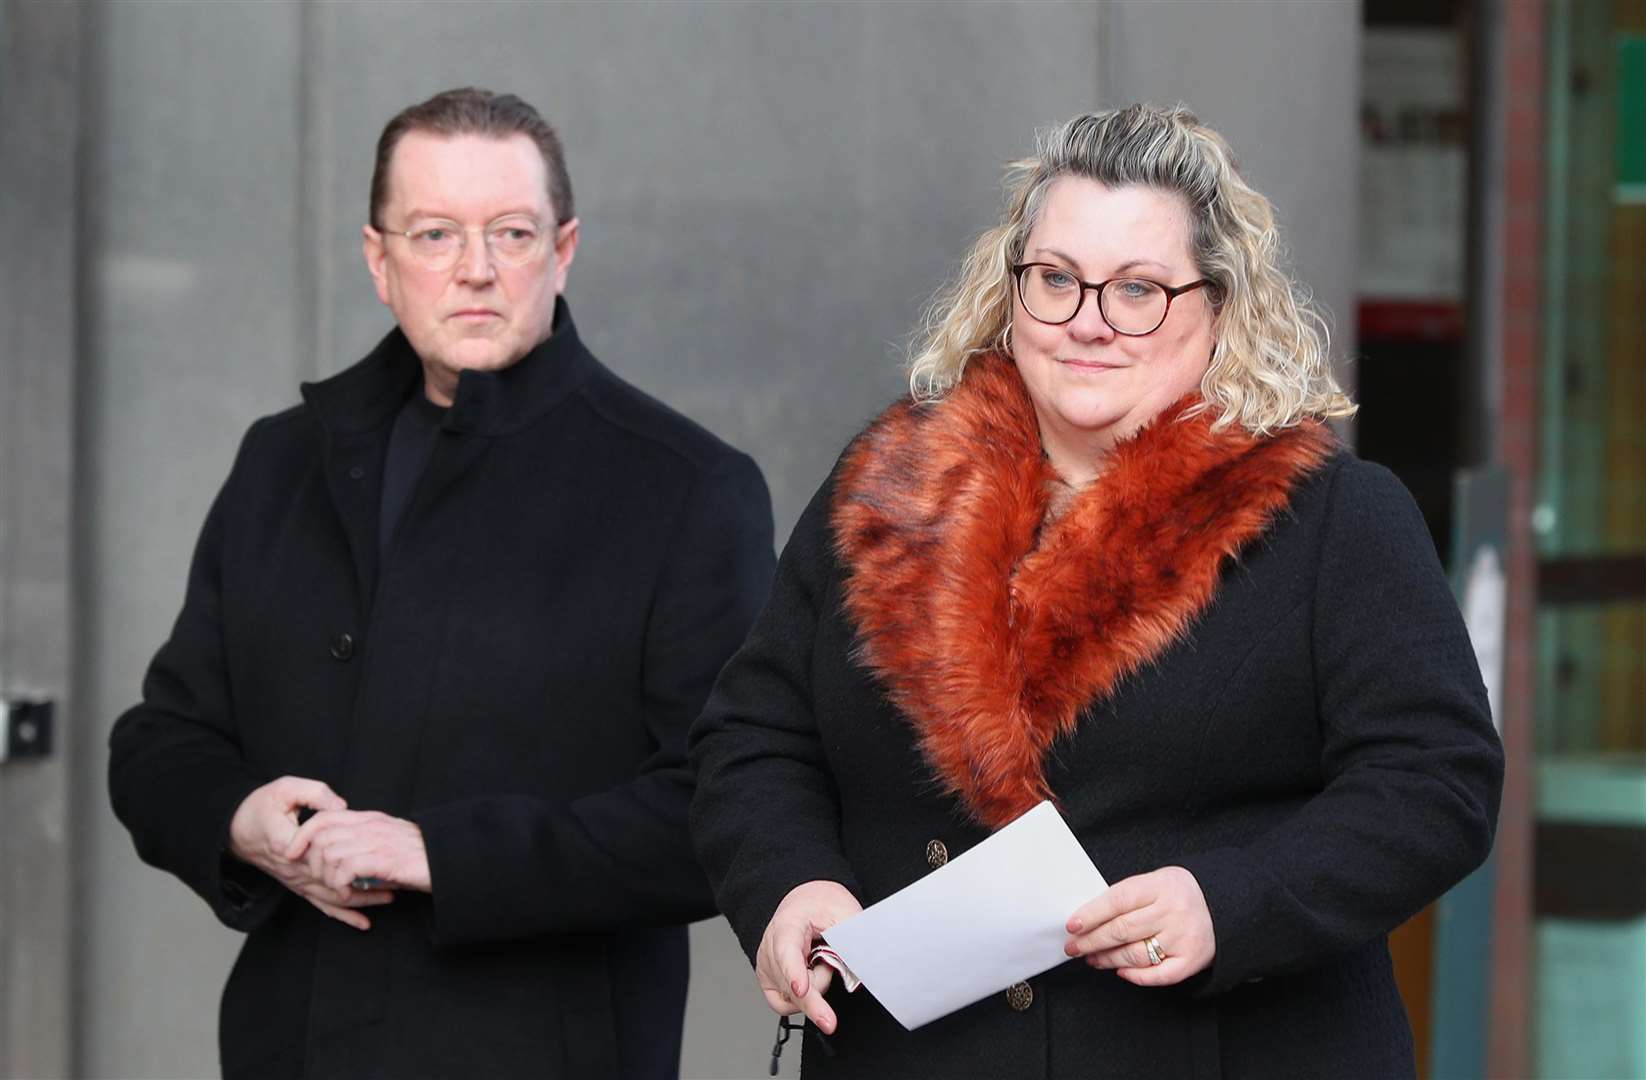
{"left": 376, "top": 214, "right": 562, "bottom": 272}
{"left": 1012, "top": 262, "right": 1213, "bottom": 337}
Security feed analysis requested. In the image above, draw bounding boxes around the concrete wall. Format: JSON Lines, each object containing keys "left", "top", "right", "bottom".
{"left": 75, "top": 6, "right": 312, "bottom": 1077}
{"left": 0, "top": 1, "right": 81, "bottom": 1076}
{"left": 71, "top": 2, "right": 1358, "bottom": 1077}
{"left": 1102, "top": 0, "right": 1363, "bottom": 397}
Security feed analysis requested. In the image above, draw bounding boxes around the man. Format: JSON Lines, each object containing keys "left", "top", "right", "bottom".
{"left": 109, "top": 88, "right": 773, "bottom": 1079}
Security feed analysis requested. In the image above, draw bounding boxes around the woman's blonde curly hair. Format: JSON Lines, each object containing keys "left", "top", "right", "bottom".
{"left": 907, "top": 104, "right": 1355, "bottom": 434}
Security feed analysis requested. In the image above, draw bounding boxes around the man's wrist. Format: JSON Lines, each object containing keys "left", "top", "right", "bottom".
{"left": 219, "top": 848, "right": 275, "bottom": 909}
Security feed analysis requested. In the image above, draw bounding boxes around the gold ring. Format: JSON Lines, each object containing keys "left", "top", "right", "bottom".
{"left": 1144, "top": 936, "right": 1165, "bottom": 966}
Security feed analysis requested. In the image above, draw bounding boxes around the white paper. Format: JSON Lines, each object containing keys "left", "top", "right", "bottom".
{"left": 821, "top": 801, "right": 1107, "bottom": 1030}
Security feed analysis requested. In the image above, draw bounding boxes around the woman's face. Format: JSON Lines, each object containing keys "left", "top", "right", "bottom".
{"left": 1010, "top": 178, "right": 1216, "bottom": 462}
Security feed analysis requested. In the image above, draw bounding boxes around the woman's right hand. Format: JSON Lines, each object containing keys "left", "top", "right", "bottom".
{"left": 756, "top": 880, "right": 863, "bottom": 1034}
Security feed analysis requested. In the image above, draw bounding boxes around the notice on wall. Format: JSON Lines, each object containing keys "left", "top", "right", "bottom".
{"left": 1359, "top": 28, "right": 1467, "bottom": 302}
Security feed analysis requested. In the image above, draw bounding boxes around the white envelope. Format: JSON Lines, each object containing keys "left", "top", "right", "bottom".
{"left": 821, "top": 800, "right": 1108, "bottom": 1030}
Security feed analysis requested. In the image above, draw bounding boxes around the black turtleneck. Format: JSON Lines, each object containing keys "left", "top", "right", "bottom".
{"left": 378, "top": 389, "right": 449, "bottom": 558}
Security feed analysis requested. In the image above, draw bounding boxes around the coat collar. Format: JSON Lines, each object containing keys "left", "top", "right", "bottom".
{"left": 831, "top": 353, "right": 1336, "bottom": 828}
{"left": 300, "top": 296, "right": 597, "bottom": 438}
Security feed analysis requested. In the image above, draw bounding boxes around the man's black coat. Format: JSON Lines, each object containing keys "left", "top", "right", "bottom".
{"left": 109, "top": 301, "right": 775, "bottom": 1079}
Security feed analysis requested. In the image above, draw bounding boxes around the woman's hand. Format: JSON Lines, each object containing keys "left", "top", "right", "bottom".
{"left": 1064, "top": 866, "right": 1216, "bottom": 986}
{"left": 755, "top": 880, "right": 863, "bottom": 1034}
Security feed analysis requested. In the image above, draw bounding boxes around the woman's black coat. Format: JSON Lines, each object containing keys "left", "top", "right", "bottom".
{"left": 689, "top": 367, "right": 1503, "bottom": 1080}
{"left": 109, "top": 301, "right": 774, "bottom": 1079}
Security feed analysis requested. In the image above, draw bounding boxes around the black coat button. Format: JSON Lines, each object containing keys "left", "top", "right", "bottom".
{"left": 348, "top": 465, "right": 365, "bottom": 480}
{"left": 330, "top": 633, "right": 355, "bottom": 661}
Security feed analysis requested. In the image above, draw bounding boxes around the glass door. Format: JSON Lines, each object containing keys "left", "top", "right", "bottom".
{"left": 1532, "top": 2, "right": 1646, "bottom": 1075}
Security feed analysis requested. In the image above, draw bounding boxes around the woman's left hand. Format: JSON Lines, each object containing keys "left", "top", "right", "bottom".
{"left": 1064, "top": 866, "right": 1215, "bottom": 986}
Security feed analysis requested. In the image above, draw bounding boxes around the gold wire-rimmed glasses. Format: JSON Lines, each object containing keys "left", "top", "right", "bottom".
{"left": 375, "top": 214, "right": 557, "bottom": 271}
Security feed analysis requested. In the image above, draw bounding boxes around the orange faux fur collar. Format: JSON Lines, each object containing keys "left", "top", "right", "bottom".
{"left": 831, "top": 354, "right": 1336, "bottom": 828}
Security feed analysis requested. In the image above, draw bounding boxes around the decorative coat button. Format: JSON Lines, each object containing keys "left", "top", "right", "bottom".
{"left": 1006, "top": 981, "right": 1033, "bottom": 1011}
{"left": 347, "top": 465, "right": 365, "bottom": 480}
{"left": 330, "top": 632, "right": 355, "bottom": 661}
{"left": 925, "top": 839, "right": 948, "bottom": 869}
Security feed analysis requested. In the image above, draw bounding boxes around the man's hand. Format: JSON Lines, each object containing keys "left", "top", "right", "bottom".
{"left": 228, "top": 776, "right": 396, "bottom": 930}
{"left": 755, "top": 880, "right": 862, "bottom": 1035}
{"left": 284, "top": 809, "right": 432, "bottom": 895}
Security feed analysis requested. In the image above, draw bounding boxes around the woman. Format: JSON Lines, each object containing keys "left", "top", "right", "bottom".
{"left": 689, "top": 104, "right": 1503, "bottom": 1079}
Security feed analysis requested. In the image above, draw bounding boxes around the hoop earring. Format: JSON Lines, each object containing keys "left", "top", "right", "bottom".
{"left": 1002, "top": 324, "right": 1015, "bottom": 358}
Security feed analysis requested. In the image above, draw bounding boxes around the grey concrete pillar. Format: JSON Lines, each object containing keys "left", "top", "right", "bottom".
{"left": 0, "top": 1, "right": 82, "bottom": 1076}
{"left": 1100, "top": 0, "right": 1363, "bottom": 399}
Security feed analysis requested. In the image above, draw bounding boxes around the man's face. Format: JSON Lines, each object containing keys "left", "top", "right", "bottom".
{"left": 364, "top": 132, "right": 578, "bottom": 397}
